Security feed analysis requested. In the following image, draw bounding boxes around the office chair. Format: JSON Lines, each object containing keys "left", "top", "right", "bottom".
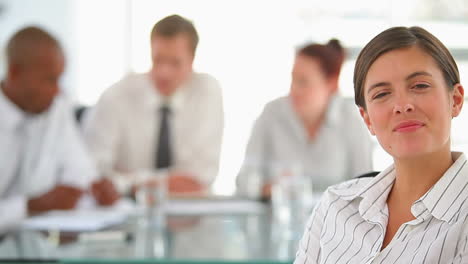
{"left": 356, "top": 171, "right": 380, "bottom": 178}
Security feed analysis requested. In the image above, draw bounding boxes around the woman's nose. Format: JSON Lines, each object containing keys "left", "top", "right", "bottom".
{"left": 393, "top": 94, "right": 415, "bottom": 114}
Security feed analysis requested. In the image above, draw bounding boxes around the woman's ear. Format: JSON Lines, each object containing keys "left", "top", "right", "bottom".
{"left": 451, "top": 84, "right": 464, "bottom": 118}
{"left": 360, "top": 106, "right": 375, "bottom": 135}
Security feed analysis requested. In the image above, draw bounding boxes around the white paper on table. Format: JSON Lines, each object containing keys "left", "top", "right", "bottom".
{"left": 21, "top": 197, "right": 134, "bottom": 232}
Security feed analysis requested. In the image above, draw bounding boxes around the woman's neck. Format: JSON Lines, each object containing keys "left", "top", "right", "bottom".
{"left": 392, "top": 146, "right": 454, "bottom": 203}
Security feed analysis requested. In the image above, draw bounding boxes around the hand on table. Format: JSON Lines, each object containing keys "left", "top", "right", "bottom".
{"left": 27, "top": 185, "right": 83, "bottom": 215}
{"left": 168, "top": 173, "right": 204, "bottom": 195}
{"left": 261, "top": 183, "right": 272, "bottom": 199}
{"left": 132, "top": 172, "right": 205, "bottom": 203}
{"left": 91, "top": 177, "right": 120, "bottom": 206}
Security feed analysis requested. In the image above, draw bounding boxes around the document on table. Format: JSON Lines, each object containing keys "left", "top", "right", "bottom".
{"left": 21, "top": 196, "right": 269, "bottom": 231}
{"left": 21, "top": 197, "right": 134, "bottom": 232}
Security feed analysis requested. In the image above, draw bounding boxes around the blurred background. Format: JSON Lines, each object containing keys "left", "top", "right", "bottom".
{"left": 1, "top": 0, "right": 468, "bottom": 195}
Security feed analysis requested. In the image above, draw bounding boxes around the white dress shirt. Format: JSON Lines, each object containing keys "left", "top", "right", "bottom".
{"left": 0, "top": 89, "right": 96, "bottom": 233}
{"left": 83, "top": 72, "right": 224, "bottom": 193}
{"left": 237, "top": 96, "right": 373, "bottom": 194}
{"left": 295, "top": 152, "right": 468, "bottom": 264}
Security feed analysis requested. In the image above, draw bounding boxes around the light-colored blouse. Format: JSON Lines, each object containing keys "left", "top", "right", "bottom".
{"left": 237, "top": 95, "right": 373, "bottom": 194}
{"left": 295, "top": 152, "right": 468, "bottom": 264}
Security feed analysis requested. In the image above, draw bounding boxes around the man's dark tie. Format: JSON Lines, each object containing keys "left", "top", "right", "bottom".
{"left": 156, "top": 105, "right": 172, "bottom": 169}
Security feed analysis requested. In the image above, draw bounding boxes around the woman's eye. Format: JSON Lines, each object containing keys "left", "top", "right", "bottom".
{"left": 373, "top": 92, "right": 389, "bottom": 100}
{"left": 413, "top": 83, "right": 430, "bottom": 89}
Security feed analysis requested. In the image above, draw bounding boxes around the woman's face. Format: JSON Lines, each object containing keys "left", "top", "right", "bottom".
{"left": 360, "top": 45, "right": 464, "bottom": 159}
{"left": 289, "top": 54, "right": 336, "bottom": 122}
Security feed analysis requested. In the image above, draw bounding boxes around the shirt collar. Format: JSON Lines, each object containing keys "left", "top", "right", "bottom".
{"left": 329, "top": 152, "right": 468, "bottom": 224}
{"left": 0, "top": 85, "right": 27, "bottom": 130}
{"left": 327, "top": 165, "right": 395, "bottom": 222}
{"left": 356, "top": 166, "right": 396, "bottom": 221}
{"left": 285, "top": 95, "right": 343, "bottom": 141}
{"left": 142, "top": 72, "right": 190, "bottom": 112}
{"left": 418, "top": 152, "right": 468, "bottom": 223}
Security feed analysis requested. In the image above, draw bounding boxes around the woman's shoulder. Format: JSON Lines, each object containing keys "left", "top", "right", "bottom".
{"left": 327, "top": 96, "right": 371, "bottom": 138}
{"left": 330, "top": 96, "right": 361, "bottom": 117}
{"left": 322, "top": 176, "right": 374, "bottom": 202}
{"left": 321, "top": 166, "right": 396, "bottom": 206}
{"left": 263, "top": 96, "right": 289, "bottom": 110}
{"left": 311, "top": 178, "right": 369, "bottom": 214}
{"left": 258, "top": 96, "right": 291, "bottom": 119}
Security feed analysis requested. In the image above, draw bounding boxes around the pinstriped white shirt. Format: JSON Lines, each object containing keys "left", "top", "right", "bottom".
{"left": 295, "top": 152, "right": 468, "bottom": 264}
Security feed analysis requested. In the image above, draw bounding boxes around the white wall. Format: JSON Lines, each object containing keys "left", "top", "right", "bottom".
{"left": 2, "top": 0, "right": 468, "bottom": 195}
{"left": 0, "top": 0, "right": 129, "bottom": 105}
{"left": 0, "top": 0, "right": 76, "bottom": 96}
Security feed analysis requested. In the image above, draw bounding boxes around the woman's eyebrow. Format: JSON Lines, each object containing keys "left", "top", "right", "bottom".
{"left": 406, "top": 71, "right": 432, "bottom": 81}
{"left": 366, "top": 71, "right": 433, "bottom": 95}
{"left": 367, "top": 81, "right": 390, "bottom": 95}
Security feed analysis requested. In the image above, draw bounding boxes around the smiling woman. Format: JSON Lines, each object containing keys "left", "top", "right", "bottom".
{"left": 294, "top": 26, "right": 468, "bottom": 264}
{"left": 361, "top": 45, "right": 462, "bottom": 160}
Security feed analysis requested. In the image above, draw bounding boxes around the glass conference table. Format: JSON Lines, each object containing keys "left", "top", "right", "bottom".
{"left": 0, "top": 196, "right": 315, "bottom": 264}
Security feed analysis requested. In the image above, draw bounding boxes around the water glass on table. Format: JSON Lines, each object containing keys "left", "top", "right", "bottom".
{"left": 271, "top": 163, "right": 313, "bottom": 242}
{"left": 134, "top": 169, "right": 168, "bottom": 258}
{"left": 135, "top": 170, "right": 168, "bottom": 223}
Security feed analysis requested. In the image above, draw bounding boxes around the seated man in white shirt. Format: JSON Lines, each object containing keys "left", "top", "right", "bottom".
{"left": 0, "top": 26, "right": 119, "bottom": 233}
{"left": 84, "top": 15, "right": 224, "bottom": 195}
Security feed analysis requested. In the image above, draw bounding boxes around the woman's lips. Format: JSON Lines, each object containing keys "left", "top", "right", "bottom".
{"left": 393, "top": 120, "right": 425, "bottom": 133}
